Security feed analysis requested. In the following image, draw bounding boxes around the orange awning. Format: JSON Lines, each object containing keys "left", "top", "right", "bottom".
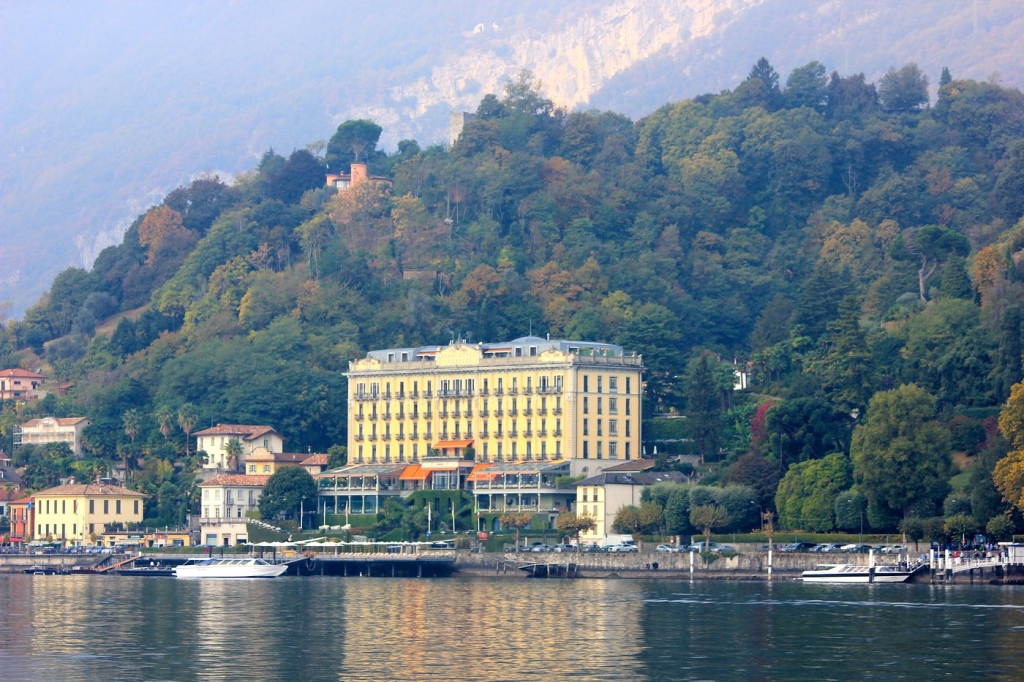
{"left": 433, "top": 439, "right": 473, "bottom": 449}
{"left": 399, "top": 465, "right": 429, "bottom": 481}
{"left": 466, "top": 463, "right": 496, "bottom": 482}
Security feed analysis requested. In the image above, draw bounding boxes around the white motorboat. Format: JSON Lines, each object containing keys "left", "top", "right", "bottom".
{"left": 173, "top": 557, "right": 289, "bottom": 579}
{"left": 801, "top": 563, "right": 915, "bottom": 583}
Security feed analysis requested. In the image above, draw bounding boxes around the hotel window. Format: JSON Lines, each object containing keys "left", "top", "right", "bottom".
{"left": 116, "top": 500, "right": 121, "bottom": 514}
{"left": 597, "top": 398, "right": 602, "bottom": 414}
{"left": 358, "top": 445, "right": 364, "bottom": 460}
{"left": 556, "top": 441, "right": 561, "bottom": 456}
{"left": 609, "top": 377, "right": 618, "bottom": 392}
{"left": 555, "top": 375, "right": 563, "bottom": 390}
{"left": 583, "top": 441, "right": 589, "bottom": 459}
{"left": 626, "top": 420, "right": 631, "bottom": 437}
{"left": 497, "top": 378, "right": 503, "bottom": 392}
{"left": 583, "top": 397, "right": 589, "bottom": 414}
{"left": 482, "top": 443, "right": 488, "bottom": 459}
{"left": 62, "top": 500, "right": 66, "bottom": 513}
{"left": 584, "top": 376, "right": 589, "bottom": 392}
{"left": 526, "top": 442, "right": 532, "bottom": 459}
{"left": 497, "top": 442, "right": 503, "bottom": 459}
{"left": 609, "top": 398, "right": 618, "bottom": 414}
{"left": 597, "top": 419, "right": 603, "bottom": 436}
{"left": 609, "top": 442, "right": 618, "bottom": 459}
{"left": 413, "top": 443, "right": 419, "bottom": 459}
{"left": 609, "top": 420, "right": 618, "bottom": 436}
{"left": 541, "top": 441, "right": 547, "bottom": 457}
{"left": 511, "top": 442, "right": 517, "bottom": 459}
{"left": 104, "top": 500, "right": 109, "bottom": 514}
{"left": 399, "top": 444, "right": 405, "bottom": 461}
{"left": 583, "top": 419, "right": 589, "bottom": 436}
{"left": 597, "top": 376, "right": 603, "bottom": 393}
{"left": 385, "top": 445, "right": 391, "bottom": 461}
{"left": 625, "top": 442, "right": 631, "bottom": 459}
{"left": 626, "top": 399, "right": 631, "bottom": 416}
{"left": 597, "top": 441, "right": 603, "bottom": 459}
{"left": 626, "top": 377, "right": 631, "bottom": 394}
{"left": 89, "top": 500, "right": 94, "bottom": 514}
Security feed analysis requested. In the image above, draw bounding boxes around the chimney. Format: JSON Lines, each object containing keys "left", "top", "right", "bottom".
{"left": 350, "top": 163, "right": 368, "bottom": 186}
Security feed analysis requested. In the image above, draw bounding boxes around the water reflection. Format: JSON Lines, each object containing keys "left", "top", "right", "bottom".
{"left": 2, "top": 576, "right": 1024, "bottom": 681}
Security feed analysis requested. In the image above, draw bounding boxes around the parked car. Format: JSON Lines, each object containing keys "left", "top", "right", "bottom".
{"left": 688, "top": 541, "right": 718, "bottom": 552}
{"left": 551, "top": 544, "right": 574, "bottom": 553}
{"left": 607, "top": 543, "right": 639, "bottom": 553}
{"left": 713, "top": 545, "right": 736, "bottom": 554}
{"left": 530, "top": 544, "right": 551, "bottom": 553}
{"left": 880, "top": 545, "right": 906, "bottom": 554}
{"left": 841, "top": 544, "right": 873, "bottom": 553}
{"left": 779, "top": 542, "right": 817, "bottom": 553}
{"left": 655, "top": 544, "right": 678, "bottom": 553}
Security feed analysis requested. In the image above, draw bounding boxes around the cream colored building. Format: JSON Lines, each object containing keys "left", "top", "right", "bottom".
{"left": 15, "top": 416, "right": 90, "bottom": 456}
{"left": 32, "top": 482, "right": 146, "bottom": 546}
{"left": 346, "top": 337, "right": 643, "bottom": 478}
{"left": 244, "top": 448, "right": 310, "bottom": 475}
{"left": 576, "top": 470, "right": 688, "bottom": 541}
{"left": 199, "top": 474, "right": 269, "bottom": 520}
{"left": 193, "top": 424, "right": 284, "bottom": 470}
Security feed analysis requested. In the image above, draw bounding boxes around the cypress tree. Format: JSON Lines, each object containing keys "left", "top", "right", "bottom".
{"left": 938, "top": 253, "right": 973, "bottom": 300}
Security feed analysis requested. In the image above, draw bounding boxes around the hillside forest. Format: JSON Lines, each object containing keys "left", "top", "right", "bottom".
{"left": 2, "top": 59, "right": 1024, "bottom": 543}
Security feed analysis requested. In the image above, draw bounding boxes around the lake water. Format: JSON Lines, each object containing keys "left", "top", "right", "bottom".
{"left": 2, "top": 574, "right": 1023, "bottom": 681}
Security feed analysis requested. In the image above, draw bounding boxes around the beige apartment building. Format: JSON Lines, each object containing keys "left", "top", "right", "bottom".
{"left": 16, "top": 416, "right": 91, "bottom": 456}
{"left": 345, "top": 336, "right": 643, "bottom": 478}
{"left": 576, "top": 470, "right": 689, "bottom": 541}
{"left": 193, "top": 424, "right": 284, "bottom": 471}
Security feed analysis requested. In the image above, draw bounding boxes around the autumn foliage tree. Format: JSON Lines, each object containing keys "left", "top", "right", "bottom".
{"left": 993, "top": 382, "right": 1024, "bottom": 512}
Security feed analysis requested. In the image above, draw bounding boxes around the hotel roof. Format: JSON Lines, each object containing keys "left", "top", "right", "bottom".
{"left": 363, "top": 336, "right": 628, "bottom": 363}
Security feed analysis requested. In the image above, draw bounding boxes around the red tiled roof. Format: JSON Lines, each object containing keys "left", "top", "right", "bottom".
{"left": 34, "top": 483, "right": 147, "bottom": 497}
{"left": 20, "top": 417, "right": 89, "bottom": 427}
{"left": 301, "top": 454, "right": 328, "bottom": 466}
{"left": 0, "top": 369, "right": 47, "bottom": 380}
{"left": 199, "top": 474, "right": 271, "bottom": 487}
{"left": 192, "top": 424, "right": 280, "bottom": 440}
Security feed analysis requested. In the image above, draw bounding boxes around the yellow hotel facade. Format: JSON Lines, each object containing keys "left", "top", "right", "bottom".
{"left": 345, "top": 336, "right": 643, "bottom": 478}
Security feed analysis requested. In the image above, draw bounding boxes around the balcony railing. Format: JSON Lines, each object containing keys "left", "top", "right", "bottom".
{"left": 439, "top": 411, "right": 449, "bottom": 419}
{"left": 396, "top": 433, "right": 405, "bottom": 440}
{"left": 509, "top": 409, "right": 518, "bottom": 417}
{"left": 382, "top": 433, "right": 391, "bottom": 441}
{"left": 537, "top": 408, "right": 546, "bottom": 415}
{"left": 524, "top": 429, "right": 533, "bottom": 437}
{"left": 496, "top": 430, "right": 504, "bottom": 438}
{"left": 523, "top": 408, "right": 532, "bottom": 416}
{"left": 354, "top": 392, "right": 377, "bottom": 401}
{"left": 508, "top": 388, "right": 518, "bottom": 395}
{"left": 396, "top": 391, "right": 405, "bottom": 399}
{"left": 539, "top": 429, "right": 547, "bottom": 437}
{"left": 554, "top": 429, "right": 562, "bottom": 436}
{"left": 425, "top": 410, "right": 433, "bottom": 419}
{"left": 410, "top": 390, "right": 419, "bottom": 399}
{"left": 452, "top": 410, "right": 460, "bottom": 418}
{"left": 423, "top": 389, "right": 433, "bottom": 398}
{"left": 523, "top": 387, "right": 532, "bottom": 395}
{"left": 383, "top": 392, "right": 392, "bottom": 400}
{"left": 494, "top": 408, "right": 504, "bottom": 416}
{"left": 354, "top": 435, "right": 365, "bottom": 441}
{"left": 383, "top": 413, "right": 391, "bottom": 420}
{"left": 495, "top": 388, "right": 504, "bottom": 396}
{"left": 369, "top": 434, "right": 378, "bottom": 441}
{"left": 538, "top": 386, "right": 563, "bottom": 394}
{"left": 423, "top": 433, "right": 432, "bottom": 440}
{"left": 354, "top": 414, "right": 364, "bottom": 421}
{"left": 480, "top": 408, "right": 489, "bottom": 417}
{"left": 480, "top": 430, "right": 489, "bottom": 438}
{"left": 369, "top": 413, "right": 378, "bottom": 421}
{"left": 465, "top": 409, "right": 473, "bottom": 418}
{"left": 553, "top": 408, "right": 562, "bottom": 415}
{"left": 509, "top": 429, "right": 518, "bottom": 437}
{"left": 480, "top": 388, "right": 490, "bottom": 396}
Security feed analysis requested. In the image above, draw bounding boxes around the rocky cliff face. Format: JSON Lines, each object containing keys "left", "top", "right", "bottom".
{"left": 353, "top": 0, "right": 764, "bottom": 132}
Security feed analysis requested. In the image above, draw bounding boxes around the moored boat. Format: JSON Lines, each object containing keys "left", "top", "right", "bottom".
{"left": 801, "top": 563, "right": 915, "bottom": 583}
{"left": 172, "top": 557, "right": 288, "bottom": 579}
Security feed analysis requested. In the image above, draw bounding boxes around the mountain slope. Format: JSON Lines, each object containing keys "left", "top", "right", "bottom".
{"left": 2, "top": 0, "right": 1022, "bottom": 317}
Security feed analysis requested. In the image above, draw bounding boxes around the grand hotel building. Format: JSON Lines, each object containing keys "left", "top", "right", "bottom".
{"left": 316, "top": 337, "right": 643, "bottom": 521}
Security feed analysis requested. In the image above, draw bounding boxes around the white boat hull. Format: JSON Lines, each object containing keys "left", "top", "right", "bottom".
{"left": 174, "top": 558, "right": 289, "bottom": 579}
{"left": 801, "top": 564, "right": 914, "bottom": 583}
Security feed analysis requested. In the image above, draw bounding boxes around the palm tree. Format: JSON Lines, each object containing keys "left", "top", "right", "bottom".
{"left": 122, "top": 409, "right": 141, "bottom": 481}
{"left": 156, "top": 410, "right": 174, "bottom": 442}
{"left": 177, "top": 403, "right": 199, "bottom": 465}
{"left": 225, "top": 438, "right": 243, "bottom": 472}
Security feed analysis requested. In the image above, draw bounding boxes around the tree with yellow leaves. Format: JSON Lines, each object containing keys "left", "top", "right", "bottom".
{"left": 993, "top": 382, "right": 1024, "bottom": 512}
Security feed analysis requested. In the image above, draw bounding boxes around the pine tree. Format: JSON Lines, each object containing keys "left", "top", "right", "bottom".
{"left": 938, "top": 253, "right": 973, "bottom": 300}
{"left": 686, "top": 354, "right": 722, "bottom": 464}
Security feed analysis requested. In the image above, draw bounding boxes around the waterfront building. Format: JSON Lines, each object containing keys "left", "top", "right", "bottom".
{"left": 31, "top": 482, "right": 146, "bottom": 546}
{"left": 346, "top": 337, "right": 643, "bottom": 477}
{"left": 8, "top": 496, "right": 33, "bottom": 544}
{"left": 15, "top": 416, "right": 91, "bottom": 456}
{"left": 575, "top": 469, "right": 689, "bottom": 541}
{"left": 198, "top": 474, "right": 270, "bottom": 546}
{"left": 301, "top": 453, "right": 329, "bottom": 476}
{"left": 193, "top": 424, "right": 284, "bottom": 471}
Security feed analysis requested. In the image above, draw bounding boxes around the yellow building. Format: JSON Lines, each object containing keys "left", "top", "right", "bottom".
{"left": 32, "top": 482, "right": 146, "bottom": 546}
{"left": 575, "top": 469, "right": 689, "bottom": 541}
{"left": 192, "top": 424, "right": 284, "bottom": 471}
{"left": 346, "top": 336, "right": 643, "bottom": 478}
